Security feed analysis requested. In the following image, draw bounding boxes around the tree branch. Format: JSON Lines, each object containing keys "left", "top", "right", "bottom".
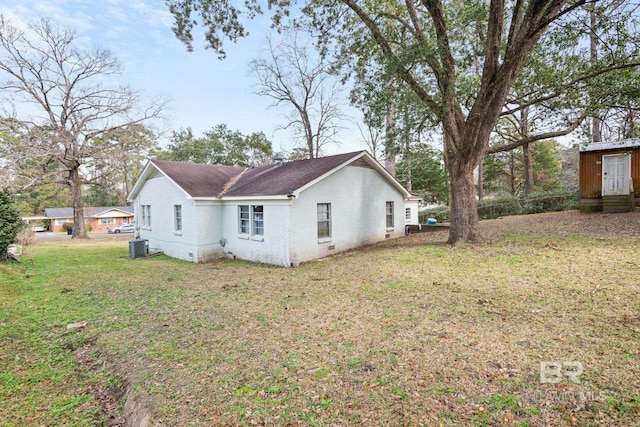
{"left": 488, "top": 112, "right": 587, "bottom": 153}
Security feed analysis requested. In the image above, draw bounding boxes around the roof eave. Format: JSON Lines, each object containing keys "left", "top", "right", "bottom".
{"left": 579, "top": 139, "right": 640, "bottom": 152}
{"left": 364, "top": 155, "right": 413, "bottom": 197}
{"left": 93, "top": 208, "right": 134, "bottom": 217}
{"left": 206, "top": 195, "right": 291, "bottom": 201}
{"left": 126, "top": 160, "right": 155, "bottom": 202}
{"left": 127, "top": 160, "right": 194, "bottom": 202}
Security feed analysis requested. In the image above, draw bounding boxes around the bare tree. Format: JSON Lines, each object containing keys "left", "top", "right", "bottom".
{"left": 250, "top": 33, "right": 344, "bottom": 159}
{"left": 0, "top": 17, "right": 166, "bottom": 238}
{"left": 357, "top": 119, "right": 383, "bottom": 161}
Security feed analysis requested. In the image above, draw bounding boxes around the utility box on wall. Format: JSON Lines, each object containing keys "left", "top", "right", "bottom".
{"left": 129, "top": 239, "right": 149, "bottom": 259}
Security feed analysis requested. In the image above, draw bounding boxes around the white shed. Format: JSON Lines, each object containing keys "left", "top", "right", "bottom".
{"left": 127, "top": 151, "right": 421, "bottom": 266}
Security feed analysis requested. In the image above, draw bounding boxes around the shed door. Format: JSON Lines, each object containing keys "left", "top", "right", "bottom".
{"left": 602, "top": 153, "right": 631, "bottom": 196}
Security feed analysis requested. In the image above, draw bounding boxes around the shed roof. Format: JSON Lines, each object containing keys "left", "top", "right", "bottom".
{"left": 131, "top": 151, "right": 410, "bottom": 200}
{"left": 579, "top": 139, "right": 640, "bottom": 152}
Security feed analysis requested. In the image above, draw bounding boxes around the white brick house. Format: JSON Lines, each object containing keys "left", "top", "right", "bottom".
{"left": 127, "top": 151, "right": 420, "bottom": 266}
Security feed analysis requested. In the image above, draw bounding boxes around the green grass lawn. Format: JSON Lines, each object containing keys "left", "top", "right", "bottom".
{"left": 1, "top": 212, "right": 639, "bottom": 426}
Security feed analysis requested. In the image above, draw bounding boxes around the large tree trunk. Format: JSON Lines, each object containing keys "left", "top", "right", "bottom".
{"left": 68, "top": 166, "right": 89, "bottom": 239}
{"left": 447, "top": 159, "right": 480, "bottom": 245}
{"left": 445, "top": 128, "right": 483, "bottom": 245}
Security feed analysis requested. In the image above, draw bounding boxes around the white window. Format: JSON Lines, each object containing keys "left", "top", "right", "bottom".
{"left": 174, "top": 205, "right": 182, "bottom": 231}
{"left": 252, "top": 205, "right": 264, "bottom": 236}
{"left": 239, "top": 205, "right": 250, "bottom": 234}
{"left": 317, "top": 203, "right": 331, "bottom": 239}
{"left": 238, "top": 205, "right": 264, "bottom": 236}
{"left": 100, "top": 218, "right": 115, "bottom": 225}
{"left": 405, "top": 208, "right": 411, "bottom": 221}
{"left": 56, "top": 219, "right": 68, "bottom": 226}
{"left": 386, "top": 202, "right": 394, "bottom": 228}
{"left": 141, "top": 205, "right": 151, "bottom": 227}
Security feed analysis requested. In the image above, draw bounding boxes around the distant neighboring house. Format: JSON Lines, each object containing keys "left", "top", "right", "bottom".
{"left": 579, "top": 140, "right": 640, "bottom": 213}
{"left": 44, "top": 206, "right": 135, "bottom": 232}
{"left": 127, "top": 151, "right": 421, "bottom": 266}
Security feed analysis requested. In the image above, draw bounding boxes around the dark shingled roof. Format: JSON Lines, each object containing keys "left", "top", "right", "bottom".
{"left": 151, "top": 151, "right": 367, "bottom": 198}
{"left": 150, "top": 160, "right": 245, "bottom": 198}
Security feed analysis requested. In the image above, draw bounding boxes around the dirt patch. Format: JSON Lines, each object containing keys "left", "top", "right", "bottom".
{"left": 73, "top": 342, "right": 156, "bottom": 427}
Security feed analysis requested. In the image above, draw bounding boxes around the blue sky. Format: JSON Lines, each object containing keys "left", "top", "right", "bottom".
{"left": 0, "top": 0, "right": 365, "bottom": 155}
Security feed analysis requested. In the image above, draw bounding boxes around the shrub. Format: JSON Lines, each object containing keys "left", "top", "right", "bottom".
{"left": 520, "top": 191, "right": 578, "bottom": 214}
{"left": 477, "top": 195, "right": 521, "bottom": 219}
{"left": 0, "top": 189, "right": 24, "bottom": 260}
{"left": 417, "top": 191, "right": 578, "bottom": 223}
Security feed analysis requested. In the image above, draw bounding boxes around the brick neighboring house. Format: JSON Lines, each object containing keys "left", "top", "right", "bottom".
{"left": 44, "top": 206, "right": 135, "bottom": 232}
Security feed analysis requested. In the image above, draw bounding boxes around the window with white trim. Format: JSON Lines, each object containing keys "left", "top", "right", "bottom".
{"left": 141, "top": 205, "right": 151, "bottom": 227}
{"left": 239, "top": 205, "right": 250, "bottom": 234}
{"left": 238, "top": 205, "right": 264, "bottom": 236}
{"left": 252, "top": 205, "right": 264, "bottom": 236}
{"left": 317, "top": 203, "right": 331, "bottom": 239}
{"left": 386, "top": 201, "right": 394, "bottom": 228}
{"left": 174, "top": 205, "right": 182, "bottom": 231}
{"left": 100, "top": 218, "right": 115, "bottom": 225}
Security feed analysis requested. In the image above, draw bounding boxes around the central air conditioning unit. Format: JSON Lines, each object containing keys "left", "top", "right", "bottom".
{"left": 129, "top": 239, "right": 149, "bottom": 259}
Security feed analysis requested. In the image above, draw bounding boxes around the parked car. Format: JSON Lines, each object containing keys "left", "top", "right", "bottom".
{"left": 108, "top": 224, "right": 135, "bottom": 234}
{"left": 31, "top": 225, "right": 47, "bottom": 232}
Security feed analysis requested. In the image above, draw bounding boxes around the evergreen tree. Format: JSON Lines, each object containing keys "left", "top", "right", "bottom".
{"left": 0, "top": 189, "right": 23, "bottom": 260}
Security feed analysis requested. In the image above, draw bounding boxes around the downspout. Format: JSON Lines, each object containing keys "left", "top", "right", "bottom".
{"left": 285, "top": 196, "right": 293, "bottom": 267}
{"left": 134, "top": 196, "right": 141, "bottom": 240}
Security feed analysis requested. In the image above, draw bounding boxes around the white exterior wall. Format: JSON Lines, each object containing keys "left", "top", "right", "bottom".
{"left": 220, "top": 201, "right": 292, "bottom": 266}
{"left": 135, "top": 175, "right": 201, "bottom": 262}
{"left": 193, "top": 200, "right": 225, "bottom": 262}
{"left": 404, "top": 200, "right": 420, "bottom": 225}
{"left": 131, "top": 159, "right": 417, "bottom": 266}
{"left": 288, "top": 165, "right": 407, "bottom": 265}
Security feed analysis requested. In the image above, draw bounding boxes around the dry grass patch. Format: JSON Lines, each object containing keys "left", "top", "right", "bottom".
{"left": 1, "top": 210, "right": 639, "bottom": 426}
